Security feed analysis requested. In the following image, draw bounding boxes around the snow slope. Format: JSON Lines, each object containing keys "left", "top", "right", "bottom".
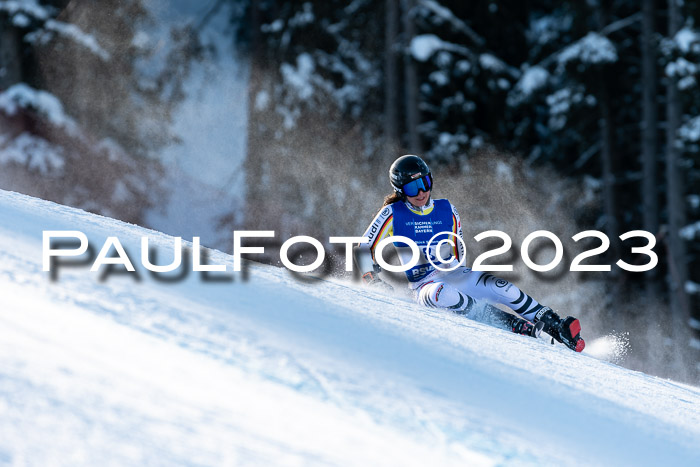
{"left": 1, "top": 189, "right": 699, "bottom": 466}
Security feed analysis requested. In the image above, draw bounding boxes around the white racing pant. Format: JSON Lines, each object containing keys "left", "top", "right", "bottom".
{"left": 415, "top": 267, "right": 544, "bottom": 321}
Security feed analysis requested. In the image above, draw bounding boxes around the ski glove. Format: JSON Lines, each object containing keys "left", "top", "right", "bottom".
{"left": 362, "top": 271, "right": 394, "bottom": 292}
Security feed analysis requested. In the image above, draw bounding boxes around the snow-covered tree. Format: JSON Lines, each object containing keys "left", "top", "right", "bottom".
{"left": 408, "top": 0, "right": 524, "bottom": 163}
{"left": 0, "top": 0, "right": 199, "bottom": 222}
{"left": 234, "top": 0, "right": 387, "bottom": 240}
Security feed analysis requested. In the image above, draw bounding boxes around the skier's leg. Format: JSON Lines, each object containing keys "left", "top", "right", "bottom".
{"left": 416, "top": 277, "right": 541, "bottom": 337}
{"left": 445, "top": 269, "right": 545, "bottom": 321}
{"left": 416, "top": 281, "right": 473, "bottom": 314}
{"left": 444, "top": 268, "right": 583, "bottom": 349}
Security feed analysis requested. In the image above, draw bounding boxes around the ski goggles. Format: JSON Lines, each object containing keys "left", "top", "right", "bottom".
{"left": 402, "top": 174, "right": 432, "bottom": 197}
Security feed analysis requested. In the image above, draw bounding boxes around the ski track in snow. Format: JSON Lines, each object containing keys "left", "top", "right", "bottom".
{"left": 1, "top": 189, "right": 700, "bottom": 466}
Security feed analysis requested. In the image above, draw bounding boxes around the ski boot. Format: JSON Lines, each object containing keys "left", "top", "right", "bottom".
{"left": 512, "top": 319, "right": 544, "bottom": 338}
{"left": 503, "top": 313, "right": 544, "bottom": 338}
{"left": 535, "top": 307, "right": 585, "bottom": 352}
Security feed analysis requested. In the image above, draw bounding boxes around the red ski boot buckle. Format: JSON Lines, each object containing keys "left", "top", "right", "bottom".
{"left": 568, "top": 319, "right": 581, "bottom": 339}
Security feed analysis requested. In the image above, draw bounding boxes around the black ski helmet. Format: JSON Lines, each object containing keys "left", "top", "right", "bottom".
{"left": 389, "top": 155, "right": 433, "bottom": 196}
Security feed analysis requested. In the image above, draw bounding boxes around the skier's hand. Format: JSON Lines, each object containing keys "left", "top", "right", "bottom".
{"left": 362, "top": 271, "right": 394, "bottom": 292}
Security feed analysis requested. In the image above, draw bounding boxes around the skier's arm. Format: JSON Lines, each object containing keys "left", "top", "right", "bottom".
{"left": 354, "top": 205, "right": 395, "bottom": 287}
{"left": 450, "top": 203, "right": 467, "bottom": 266}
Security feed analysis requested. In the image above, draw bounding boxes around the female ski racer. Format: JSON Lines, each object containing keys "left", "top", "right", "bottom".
{"left": 355, "top": 155, "right": 585, "bottom": 352}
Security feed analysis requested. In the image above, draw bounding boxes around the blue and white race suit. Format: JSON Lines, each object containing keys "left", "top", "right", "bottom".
{"left": 357, "top": 198, "right": 545, "bottom": 321}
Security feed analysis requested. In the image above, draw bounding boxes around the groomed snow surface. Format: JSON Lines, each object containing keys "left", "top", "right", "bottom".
{"left": 1, "top": 189, "right": 699, "bottom": 466}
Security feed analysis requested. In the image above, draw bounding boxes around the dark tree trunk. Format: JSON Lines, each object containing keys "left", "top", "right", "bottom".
{"left": 599, "top": 86, "right": 619, "bottom": 260}
{"left": 401, "top": 0, "right": 421, "bottom": 153}
{"left": 593, "top": 2, "right": 621, "bottom": 317}
{"left": 384, "top": 0, "right": 400, "bottom": 155}
{"left": 665, "top": 0, "right": 691, "bottom": 354}
{"left": 641, "top": 0, "right": 660, "bottom": 297}
{"left": 243, "top": 0, "right": 265, "bottom": 231}
{"left": 0, "top": 22, "right": 22, "bottom": 89}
